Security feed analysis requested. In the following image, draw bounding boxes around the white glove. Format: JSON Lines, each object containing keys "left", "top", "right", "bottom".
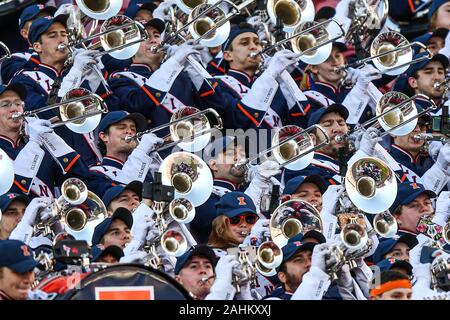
{"left": 25, "top": 117, "right": 53, "bottom": 146}
{"left": 166, "top": 41, "right": 205, "bottom": 65}
{"left": 119, "top": 250, "right": 148, "bottom": 264}
{"left": 152, "top": 0, "right": 175, "bottom": 22}
{"left": 358, "top": 127, "right": 382, "bottom": 156}
{"left": 433, "top": 191, "right": 450, "bottom": 226}
{"left": 348, "top": 65, "right": 382, "bottom": 90}
{"left": 71, "top": 49, "right": 100, "bottom": 73}
{"left": 428, "top": 141, "right": 443, "bottom": 162}
{"left": 436, "top": 143, "right": 450, "bottom": 175}
{"left": 311, "top": 243, "right": 332, "bottom": 272}
{"left": 137, "top": 133, "right": 164, "bottom": 155}
{"left": 334, "top": 0, "right": 352, "bottom": 18}
{"left": 198, "top": 46, "right": 214, "bottom": 66}
{"left": 130, "top": 203, "right": 156, "bottom": 245}
{"left": 20, "top": 198, "right": 49, "bottom": 228}
{"left": 320, "top": 185, "right": 344, "bottom": 216}
{"left": 243, "top": 219, "right": 270, "bottom": 246}
{"left": 214, "top": 255, "right": 239, "bottom": 285}
{"left": 255, "top": 160, "right": 280, "bottom": 181}
{"left": 265, "top": 49, "right": 301, "bottom": 79}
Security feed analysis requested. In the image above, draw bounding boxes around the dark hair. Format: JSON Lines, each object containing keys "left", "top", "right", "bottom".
{"left": 373, "top": 270, "right": 410, "bottom": 288}
{"left": 97, "top": 127, "right": 110, "bottom": 156}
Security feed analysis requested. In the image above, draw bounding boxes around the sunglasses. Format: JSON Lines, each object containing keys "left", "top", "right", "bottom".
{"left": 227, "top": 214, "right": 258, "bottom": 226}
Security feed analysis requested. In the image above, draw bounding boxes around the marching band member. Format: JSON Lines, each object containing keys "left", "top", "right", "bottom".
{"left": 369, "top": 270, "right": 413, "bottom": 300}
{"left": 101, "top": 181, "right": 142, "bottom": 216}
{"left": 90, "top": 111, "right": 164, "bottom": 184}
{"left": 282, "top": 174, "right": 328, "bottom": 212}
{"left": 91, "top": 208, "right": 133, "bottom": 249}
{"left": 0, "top": 240, "right": 38, "bottom": 300}
{"left": 0, "top": 193, "right": 29, "bottom": 240}
{"left": 372, "top": 234, "right": 418, "bottom": 264}
{"left": 412, "top": 28, "right": 448, "bottom": 55}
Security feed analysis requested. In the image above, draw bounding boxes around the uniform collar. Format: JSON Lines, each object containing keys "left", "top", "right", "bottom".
{"left": 0, "top": 134, "right": 21, "bottom": 148}
{"left": 227, "top": 69, "right": 254, "bottom": 87}
{"left": 129, "top": 63, "right": 153, "bottom": 74}
{"left": 391, "top": 144, "right": 419, "bottom": 163}
{"left": 314, "top": 80, "right": 338, "bottom": 95}
{"left": 102, "top": 156, "right": 125, "bottom": 169}
{"left": 36, "top": 62, "right": 64, "bottom": 78}
{"left": 315, "top": 151, "right": 338, "bottom": 162}
{"left": 214, "top": 178, "right": 240, "bottom": 190}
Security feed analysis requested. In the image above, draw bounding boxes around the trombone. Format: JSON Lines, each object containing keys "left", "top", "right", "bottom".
{"left": 124, "top": 107, "right": 223, "bottom": 153}
{"left": 266, "top": 0, "right": 315, "bottom": 33}
{"left": 335, "top": 32, "right": 432, "bottom": 76}
{"left": 0, "top": 41, "right": 11, "bottom": 64}
{"left": 12, "top": 88, "right": 108, "bottom": 134}
{"left": 414, "top": 133, "right": 450, "bottom": 144}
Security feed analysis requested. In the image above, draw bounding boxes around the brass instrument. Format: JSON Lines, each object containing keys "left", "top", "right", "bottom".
{"left": 266, "top": 0, "right": 315, "bottom": 33}
{"left": 124, "top": 107, "right": 223, "bottom": 153}
{"left": 414, "top": 133, "right": 450, "bottom": 145}
{"left": 0, "top": 148, "right": 14, "bottom": 195}
{"left": 12, "top": 88, "right": 108, "bottom": 134}
{"left": 227, "top": 246, "right": 258, "bottom": 293}
{"left": 0, "top": 41, "right": 11, "bottom": 64}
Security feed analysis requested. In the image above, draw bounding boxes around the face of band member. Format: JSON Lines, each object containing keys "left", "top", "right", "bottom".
{"left": 134, "top": 26, "right": 163, "bottom": 64}
{"left": 310, "top": 46, "right": 345, "bottom": 86}
{"left": 426, "top": 36, "right": 445, "bottom": 54}
{"left": 223, "top": 32, "right": 262, "bottom": 74}
{"left": 0, "top": 201, "right": 27, "bottom": 240}
{"left": 394, "top": 193, "right": 434, "bottom": 233}
{"left": 100, "top": 119, "right": 138, "bottom": 156}
{"left": 291, "top": 182, "right": 322, "bottom": 212}
{"left": 32, "top": 22, "right": 69, "bottom": 66}
{"left": 317, "top": 112, "right": 348, "bottom": 157}
{"left": 176, "top": 256, "right": 214, "bottom": 299}
{"left": 0, "top": 267, "right": 35, "bottom": 300}
{"left": 408, "top": 60, "right": 446, "bottom": 100}
{"left": 101, "top": 219, "right": 131, "bottom": 249}
{"left": 209, "top": 144, "right": 247, "bottom": 184}
{"left": 373, "top": 287, "right": 412, "bottom": 300}
{"left": 393, "top": 122, "right": 427, "bottom": 155}
{"left": 385, "top": 242, "right": 410, "bottom": 262}
{"left": 278, "top": 249, "right": 312, "bottom": 293}
{"left": 107, "top": 189, "right": 140, "bottom": 216}
{"left": 0, "top": 90, "right": 24, "bottom": 135}
{"left": 226, "top": 213, "right": 258, "bottom": 243}
{"left": 433, "top": 3, "right": 450, "bottom": 30}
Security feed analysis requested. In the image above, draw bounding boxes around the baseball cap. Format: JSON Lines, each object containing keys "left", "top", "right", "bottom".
{"left": 91, "top": 207, "right": 133, "bottom": 246}
{"left": 389, "top": 182, "right": 436, "bottom": 214}
{"left": 0, "top": 83, "right": 27, "bottom": 101}
{"left": 307, "top": 103, "right": 349, "bottom": 127}
{"left": 102, "top": 180, "right": 143, "bottom": 209}
{"left": 332, "top": 41, "right": 348, "bottom": 53}
{"left": 373, "top": 234, "right": 418, "bottom": 264}
{"left": 91, "top": 245, "right": 124, "bottom": 262}
{"left": 277, "top": 234, "right": 316, "bottom": 271}
{"left": 222, "top": 25, "right": 258, "bottom": 51}
{"left": 145, "top": 18, "right": 166, "bottom": 34}
{"left": 413, "top": 28, "right": 449, "bottom": 49}
{"left": 124, "top": 2, "right": 158, "bottom": 19}
{"left": 174, "top": 244, "right": 218, "bottom": 275}
{"left": 376, "top": 258, "right": 413, "bottom": 276}
{"left": 0, "top": 193, "right": 30, "bottom": 212}
{"left": 301, "top": 230, "right": 326, "bottom": 244}
{"left": 215, "top": 191, "right": 257, "bottom": 218}
{"left": 19, "top": 4, "right": 57, "bottom": 30}
{"left": 98, "top": 111, "right": 147, "bottom": 133}
{"left": 283, "top": 175, "right": 327, "bottom": 195}
{"left": 0, "top": 240, "right": 38, "bottom": 273}
{"left": 428, "top": 0, "right": 450, "bottom": 19}
{"left": 406, "top": 52, "right": 449, "bottom": 78}
{"left": 28, "top": 14, "right": 68, "bottom": 44}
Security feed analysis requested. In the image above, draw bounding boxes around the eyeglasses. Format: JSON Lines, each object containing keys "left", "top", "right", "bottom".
{"left": 227, "top": 214, "right": 258, "bottom": 226}
{"left": 0, "top": 100, "right": 24, "bottom": 109}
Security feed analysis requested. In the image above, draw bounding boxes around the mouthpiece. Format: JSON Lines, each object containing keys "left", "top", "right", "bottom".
{"left": 124, "top": 135, "right": 134, "bottom": 143}
{"left": 249, "top": 52, "right": 260, "bottom": 58}
{"left": 57, "top": 44, "right": 67, "bottom": 52}
{"left": 201, "top": 275, "right": 215, "bottom": 283}
{"left": 334, "top": 135, "right": 345, "bottom": 143}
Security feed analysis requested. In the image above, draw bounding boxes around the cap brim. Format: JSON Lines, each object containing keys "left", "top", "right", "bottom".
{"left": 402, "top": 189, "right": 436, "bottom": 209}
{"left": 190, "top": 245, "right": 218, "bottom": 267}
{"left": 303, "top": 175, "right": 327, "bottom": 194}
{"left": 111, "top": 207, "right": 133, "bottom": 229}
{"left": 146, "top": 18, "right": 165, "bottom": 34}
{"left": 9, "top": 259, "right": 38, "bottom": 273}
{"left": 124, "top": 180, "right": 143, "bottom": 201}
{"left": 391, "top": 260, "right": 413, "bottom": 275}
{"left": 332, "top": 41, "right": 347, "bottom": 52}
{"left": 125, "top": 113, "right": 147, "bottom": 133}
{"left": 224, "top": 207, "right": 257, "bottom": 218}
{"left": 316, "top": 7, "right": 336, "bottom": 20}
{"left": 397, "top": 233, "right": 419, "bottom": 250}
{"left": 301, "top": 230, "right": 326, "bottom": 244}
{"left": 2, "top": 83, "right": 27, "bottom": 100}
{"left": 325, "top": 104, "right": 349, "bottom": 120}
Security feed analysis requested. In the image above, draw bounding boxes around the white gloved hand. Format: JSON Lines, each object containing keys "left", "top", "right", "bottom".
{"left": 198, "top": 46, "right": 214, "bottom": 66}
{"left": 20, "top": 198, "right": 49, "bottom": 228}
{"left": 25, "top": 117, "right": 53, "bottom": 146}
{"left": 433, "top": 191, "right": 450, "bottom": 226}
{"left": 336, "top": 263, "right": 354, "bottom": 291}
{"left": 214, "top": 255, "right": 239, "bottom": 284}
{"left": 311, "top": 243, "right": 332, "bottom": 272}
{"left": 428, "top": 141, "right": 443, "bottom": 162}
{"left": 255, "top": 160, "right": 280, "bottom": 181}
{"left": 245, "top": 219, "right": 270, "bottom": 246}
{"left": 120, "top": 250, "right": 148, "bottom": 264}
{"left": 357, "top": 127, "right": 382, "bottom": 156}
{"left": 320, "top": 185, "right": 344, "bottom": 215}
{"left": 130, "top": 204, "right": 156, "bottom": 244}
{"left": 137, "top": 133, "right": 164, "bottom": 155}
{"left": 71, "top": 49, "right": 100, "bottom": 72}
{"left": 152, "top": 0, "right": 175, "bottom": 22}
{"left": 167, "top": 40, "right": 205, "bottom": 65}
{"left": 436, "top": 143, "right": 450, "bottom": 175}
{"left": 348, "top": 65, "right": 382, "bottom": 90}
{"left": 334, "top": 0, "right": 352, "bottom": 18}
{"left": 265, "top": 49, "right": 301, "bottom": 79}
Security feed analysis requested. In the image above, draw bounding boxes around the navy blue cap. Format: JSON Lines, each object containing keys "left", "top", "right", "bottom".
{"left": 332, "top": 41, "right": 347, "bottom": 52}
{"left": 307, "top": 103, "right": 349, "bottom": 127}
{"left": 222, "top": 25, "right": 258, "bottom": 51}
{"left": 91, "top": 207, "right": 133, "bottom": 246}
{"left": 301, "top": 230, "right": 326, "bottom": 244}
{"left": 0, "top": 193, "right": 30, "bottom": 212}
{"left": 406, "top": 52, "right": 449, "bottom": 78}
{"left": 174, "top": 245, "right": 218, "bottom": 275}
{"left": 102, "top": 180, "right": 143, "bottom": 209}
{"left": 428, "top": 0, "right": 450, "bottom": 19}
{"left": 98, "top": 111, "right": 147, "bottom": 133}
{"left": 284, "top": 175, "right": 327, "bottom": 195}
{"left": 28, "top": 14, "right": 68, "bottom": 44}
{"left": 215, "top": 191, "right": 257, "bottom": 218}
{"left": 419, "top": 245, "right": 450, "bottom": 263}
{"left": 91, "top": 244, "right": 124, "bottom": 262}
{"left": 145, "top": 18, "right": 166, "bottom": 34}
{"left": 373, "top": 234, "right": 418, "bottom": 264}
{"left": 124, "top": 2, "right": 158, "bottom": 19}
{"left": 413, "top": 28, "right": 449, "bottom": 49}
{"left": 0, "top": 83, "right": 27, "bottom": 100}
{"left": 389, "top": 182, "right": 436, "bottom": 214}
{"left": 376, "top": 258, "right": 413, "bottom": 276}
{"left": 0, "top": 240, "right": 37, "bottom": 272}
{"left": 19, "top": 4, "right": 56, "bottom": 30}
{"left": 277, "top": 234, "right": 316, "bottom": 271}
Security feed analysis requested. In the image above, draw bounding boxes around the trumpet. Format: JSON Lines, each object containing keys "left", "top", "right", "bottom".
{"left": 12, "top": 88, "right": 108, "bottom": 134}
{"left": 33, "top": 178, "right": 106, "bottom": 237}
{"left": 414, "top": 133, "right": 450, "bottom": 144}
{"left": 227, "top": 246, "right": 258, "bottom": 293}
{"left": 0, "top": 41, "right": 11, "bottom": 64}
{"left": 336, "top": 32, "right": 431, "bottom": 76}
{"left": 124, "top": 107, "right": 223, "bottom": 153}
